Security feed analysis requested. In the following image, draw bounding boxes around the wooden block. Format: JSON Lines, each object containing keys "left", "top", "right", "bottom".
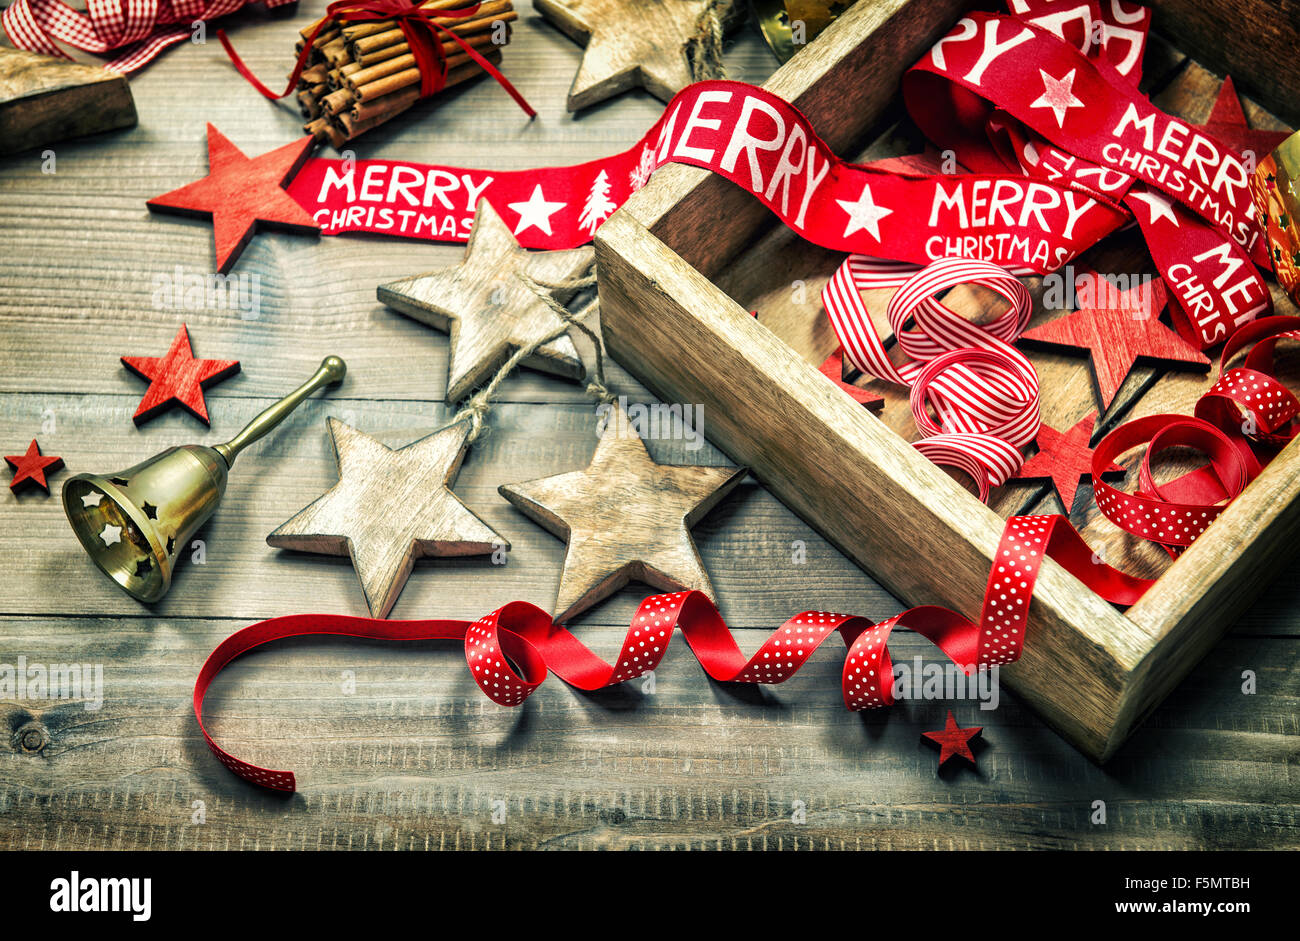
{"left": 595, "top": 0, "right": 1300, "bottom": 763}
{"left": 0, "top": 47, "right": 136, "bottom": 156}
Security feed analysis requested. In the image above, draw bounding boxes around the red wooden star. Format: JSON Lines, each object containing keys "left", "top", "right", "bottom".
{"left": 6, "top": 439, "right": 64, "bottom": 493}
{"left": 1020, "top": 272, "right": 1208, "bottom": 410}
{"left": 122, "top": 324, "right": 240, "bottom": 425}
{"left": 922, "top": 710, "right": 982, "bottom": 768}
{"left": 819, "top": 347, "right": 885, "bottom": 409}
{"left": 1013, "top": 412, "right": 1125, "bottom": 510}
{"left": 1201, "top": 76, "right": 1290, "bottom": 162}
{"left": 147, "top": 124, "right": 319, "bottom": 274}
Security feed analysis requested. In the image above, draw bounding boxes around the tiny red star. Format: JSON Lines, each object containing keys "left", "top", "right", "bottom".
{"left": 6, "top": 439, "right": 64, "bottom": 493}
{"left": 819, "top": 347, "right": 885, "bottom": 409}
{"left": 122, "top": 324, "right": 240, "bottom": 425}
{"left": 922, "top": 710, "right": 982, "bottom": 768}
{"left": 1201, "top": 76, "right": 1290, "bottom": 162}
{"left": 147, "top": 124, "right": 319, "bottom": 273}
{"left": 1013, "top": 412, "right": 1125, "bottom": 510}
{"left": 1020, "top": 271, "right": 1208, "bottom": 410}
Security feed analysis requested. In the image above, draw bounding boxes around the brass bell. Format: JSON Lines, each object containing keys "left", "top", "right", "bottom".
{"left": 61, "top": 355, "right": 347, "bottom": 603}
{"left": 1252, "top": 129, "right": 1300, "bottom": 306}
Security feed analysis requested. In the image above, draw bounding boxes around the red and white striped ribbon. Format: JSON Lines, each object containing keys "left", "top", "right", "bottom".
{"left": 2, "top": 0, "right": 284, "bottom": 74}
{"left": 821, "top": 256, "right": 1040, "bottom": 500}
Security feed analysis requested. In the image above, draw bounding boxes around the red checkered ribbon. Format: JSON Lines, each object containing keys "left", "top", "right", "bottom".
{"left": 1, "top": 0, "right": 290, "bottom": 74}
{"left": 822, "top": 256, "right": 1041, "bottom": 501}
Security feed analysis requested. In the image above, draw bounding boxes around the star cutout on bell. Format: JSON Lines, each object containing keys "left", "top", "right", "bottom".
{"left": 5, "top": 439, "right": 64, "bottom": 493}
{"left": 378, "top": 200, "right": 593, "bottom": 404}
{"left": 1030, "top": 68, "right": 1084, "bottom": 128}
{"left": 1020, "top": 271, "right": 1209, "bottom": 411}
{"left": 836, "top": 181, "right": 893, "bottom": 240}
{"left": 507, "top": 184, "right": 567, "bottom": 237}
{"left": 121, "top": 324, "right": 240, "bottom": 425}
{"left": 99, "top": 524, "right": 123, "bottom": 547}
{"left": 499, "top": 404, "right": 747, "bottom": 623}
{"left": 268, "top": 418, "right": 508, "bottom": 619}
{"left": 922, "top": 710, "right": 982, "bottom": 768}
{"left": 1012, "top": 412, "right": 1125, "bottom": 510}
{"left": 146, "top": 124, "right": 320, "bottom": 274}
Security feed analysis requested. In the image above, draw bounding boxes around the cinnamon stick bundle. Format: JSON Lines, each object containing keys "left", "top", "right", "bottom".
{"left": 292, "top": 0, "right": 517, "bottom": 148}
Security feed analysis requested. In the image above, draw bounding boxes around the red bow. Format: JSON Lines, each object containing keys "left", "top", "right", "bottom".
{"left": 219, "top": 0, "right": 534, "bottom": 118}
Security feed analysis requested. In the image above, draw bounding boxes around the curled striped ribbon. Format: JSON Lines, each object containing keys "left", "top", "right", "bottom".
{"left": 821, "top": 256, "right": 1040, "bottom": 501}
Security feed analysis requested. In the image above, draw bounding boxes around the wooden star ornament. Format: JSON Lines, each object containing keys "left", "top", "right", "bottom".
{"left": 146, "top": 124, "right": 319, "bottom": 274}
{"left": 1019, "top": 272, "right": 1209, "bottom": 411}
{"left": 378, "top": 200, "right": 594, "bottom": 404}
{"left": 1201, "top": 76, "right": 1290, "bottom": 161}
{"left": 1012, "top": 412, "right": 1124, "bottom": 510}
{"left": 922, "top": 710, "right": 982, "bottom": 768}
{"left": 499, "top": 404, "right": 746, "bottom": 622}
{"left": 6, "top": 440, "right": 63, "bottom": 493}
{"left": 121, "top": 324, "right": 240, "bottom": 425}
{"left": 536, "top": 0, "right": 722, "bottom": 111}
{"left": 268, "top": 418, "right": 508, "bottom": 618}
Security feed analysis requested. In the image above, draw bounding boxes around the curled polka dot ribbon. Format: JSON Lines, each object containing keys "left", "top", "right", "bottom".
{"left": 821, "top": 255, "right": 1041, "bottom": 500}
{"left": 1091, "top": 315, "right": 1300, "bottom": 549}
{"left": 195, "top": 513, "right": 1155, "bottom": 792}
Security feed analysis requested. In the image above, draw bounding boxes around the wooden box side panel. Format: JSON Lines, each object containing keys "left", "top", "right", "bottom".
{"left": 596, "top": 211, "right": 1147, "bottom": 761}
{"left": 1149, "top": 0, "right": 1300, "bottom": 126}
{"left": 619, "top": 0, "right": 971, "bottom": 281}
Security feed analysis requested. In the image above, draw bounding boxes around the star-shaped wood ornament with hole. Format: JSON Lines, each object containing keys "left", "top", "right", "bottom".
{"left": 379, "top": 200, "right": 594, "bottom": 405}
{"left": 121, "top": 324, "right": 240, "bottom": 425}
{"left": 499, "top": 404, "right": 746, "bottom": 623}
{"left": 268, "top": 418, "right": 508, "bottom": 618}
{"left": 535, "top": 0, "right": 715, "bottom": 111}
{"left": 1019, "top": 272, "right": 1209, "bottom": 411}
{"left": 922, "top": 710, "right": 982, "bottom": 768}
{"left": 6, "top": 439, "right": 63, "bottom": 493}
{"left": 1012, "top": 412, "right": 1124, "bottom": 511}
{"left": 146, "top": 124, "right": 319, "bottom": 274}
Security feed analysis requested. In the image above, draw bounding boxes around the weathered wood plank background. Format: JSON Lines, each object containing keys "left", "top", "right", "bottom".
{"left": 0, "top": 1, "right": 1296, "bottom": 851}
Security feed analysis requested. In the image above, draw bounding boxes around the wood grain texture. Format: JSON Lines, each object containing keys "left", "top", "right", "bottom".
{"left": 594, "top": 0, "right": 1300, "bottom": 763}
{"left": 0, "top": 46, "right": 136, "bottom": 156}
{"left": 0, "top": 0, "right": 1296, "bottom": 851}
{"left": 268, "top": 417, "right": 508, "bottom": 618}
{"left": 500, "top": 404, "right": 746, "bottom": 621}
{"left": 378, "top": 200, "right": 593, "bottom": 404}
{"left": 534, "top": 0, "right": 710, "bottom": 110}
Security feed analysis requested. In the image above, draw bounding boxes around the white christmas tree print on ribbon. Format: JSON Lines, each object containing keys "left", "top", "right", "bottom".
{"left": 579, "top": 170, "right": 619, "bottom": 235}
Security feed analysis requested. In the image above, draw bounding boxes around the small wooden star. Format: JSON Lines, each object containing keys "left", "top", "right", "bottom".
{"left": 499, "top": 404, "right": 746, "bottom": 622}
{"left": 146, "top": 124, "right": 319, "bottom": 274}
{"left": 268, "top": 418, "right": 508, "bottom": 618}
{"left": 1020, "top": 272, "right": 1208, "bottom": 410}
{"left": 378, "top": 200, "right": 594, "bottom": 404}
{"left": 1200, "top": 76, "right": 1290, "bottom": 161}
{"left": 6, "top": 440, "right": 63, "bottom": 493}
{"left": 536, "top": 0, "right": 713, "bottom": 110}
{"left": 922, "top": 710, "right": 982, "bottom": 768}
{"left": 1012, "top": 412, "right": 1124, "bottom": 510}
{"left": 121, "top": 324, "right": 240, "bottom": 425}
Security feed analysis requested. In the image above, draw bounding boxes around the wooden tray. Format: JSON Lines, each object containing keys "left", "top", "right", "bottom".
{"left": 594, "top": 0, "right": 1300, "bottom": 762}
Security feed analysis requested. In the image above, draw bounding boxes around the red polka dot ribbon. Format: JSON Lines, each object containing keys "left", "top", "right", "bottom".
{"left": 821, "top": 255, "right": 1040, "bottom": 501}
{"left": 1090, "top": 315, "right": 1300, "bottom": 550}
{"left": 195, "top": 512, "right": 1155, "bottom": 792}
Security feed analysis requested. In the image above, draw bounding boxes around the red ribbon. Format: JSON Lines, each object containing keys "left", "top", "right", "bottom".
{"left": 218, "top": 0, "right": 535, "bottom": 117}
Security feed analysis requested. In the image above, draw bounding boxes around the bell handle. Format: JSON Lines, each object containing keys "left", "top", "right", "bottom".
{"left": 215, "top": 356, "right": 347, "bottom": 467}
